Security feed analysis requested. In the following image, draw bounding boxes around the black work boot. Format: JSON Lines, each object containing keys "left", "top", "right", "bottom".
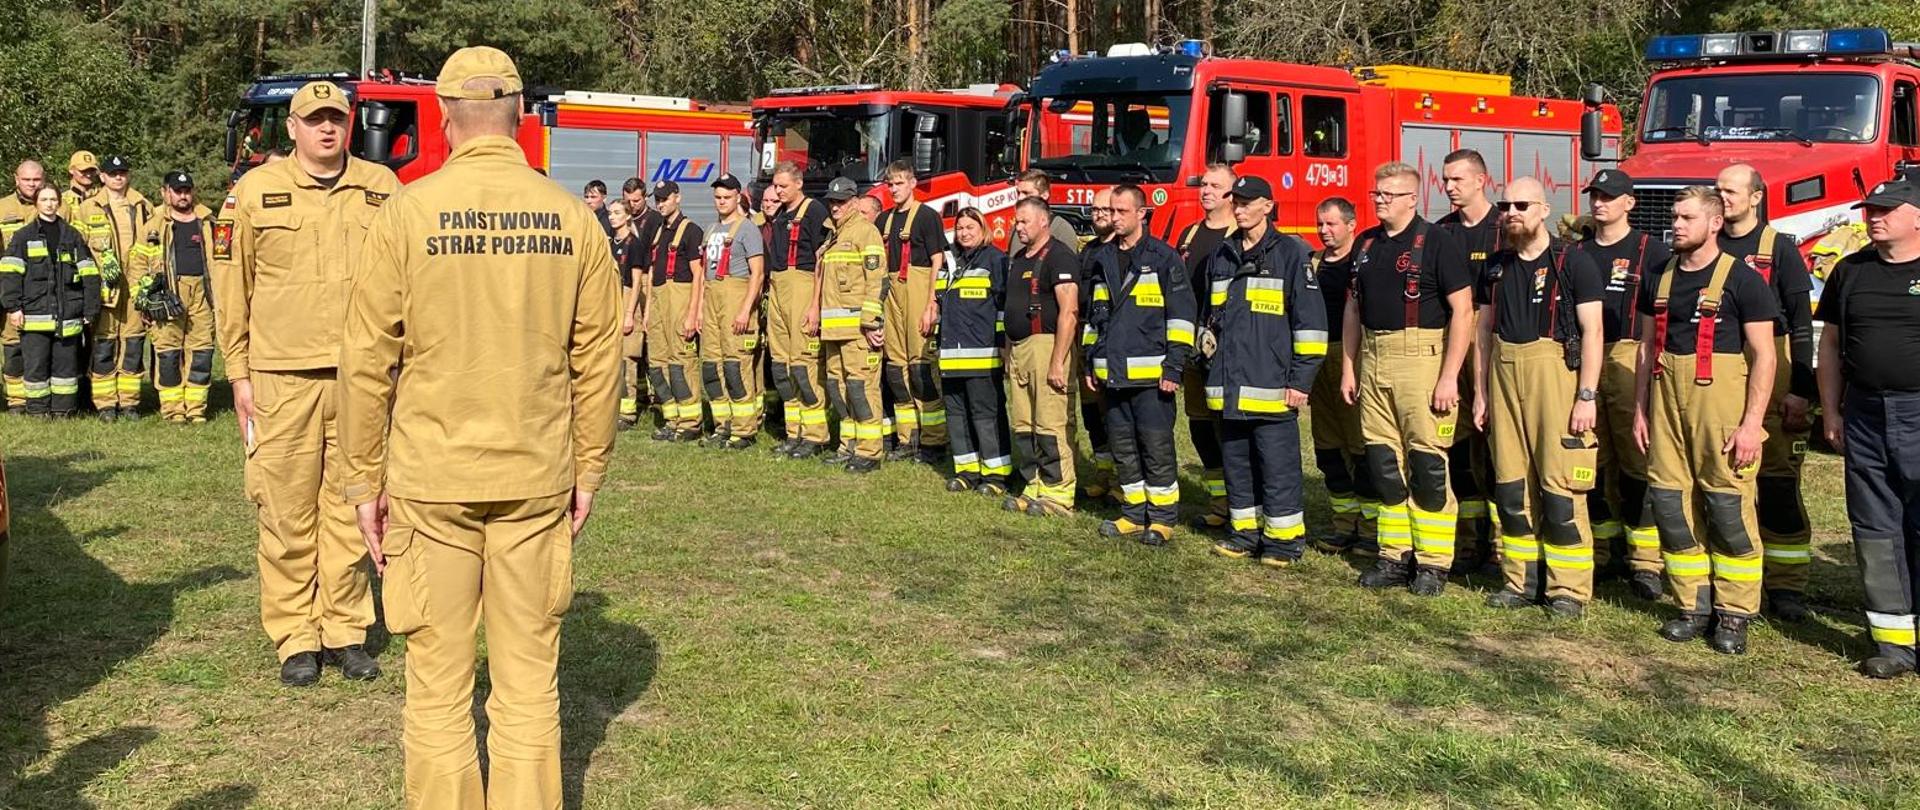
{"left": 1861, "top": 647, "right": 1918, "bottom": 680}
{"left": 1629, "top": 571, "right": 1664, "bottom": 602}
{"left": 886, "top": 443, "right": 919, "bottom": 462}
{"left": 1710, "top": 614, "right": 1751, "bottom": 655}
{"left": 323, "top": 645, "right": 381, "bottom": 681}
{"left": 1765, "top": 589, "right": 1810, "bottom": 623}
{"left": 1212, "top": 535, "right": 1260, "bottom": 559}
{"left": 1099, "top": 518, "right": 1145, "bottom": 539}
{"left": 1408, "top": 567, "right": 1448, "bottom": 597}
{"left": 1448, "top": 548, "right": 1485, "bottom": 577}
{"left": 650, "top": 425, "right": 675, "bottom": 441}
{"left": 1139, "top": 525, "right": 1173, "bottom": 547}
{"left": 844, "top": 457, "right": 880, "bottom": 475}
{"left": 1358, "top": 558, "right": 1410, "bottom": 589}
{"left": 1312, "top": 532, "right": 1356, "bottom": 556}
{"left": 723, "top": 435, "right": 756, "bottom": 451}
{"left": 946, "top": 477, "right": 973, "bottom": 493}
{"left": 96, "top": 408, "right": 118, "bottom": 423}
{"left": 786, "top": 441, "right": 825, "bottom": 460}
{"left": 1545, "top": 596, "right": 1585, "bottom": 620}
{"left": 771, "top": 436, "right": 799, "bottom": 456}
{"left": 280, "top": 651, "right": 322, "bottom": 687}
{"left": 915, "top": 446, "right": 946, "bottom": 466}
{"left": 975, "top": 480, "right": 1007, "bottom": 498}
{"left": 1659, "top": 613, "right": 1711, "bottom": 643}
{"left": 821, "top": 447, "right": 854, "bottom": 466}
{"left": 1485, "top": 589, "right": 1535, "bottom": 609}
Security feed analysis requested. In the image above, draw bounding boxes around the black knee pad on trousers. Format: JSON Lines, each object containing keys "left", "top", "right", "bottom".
{"left": 1492, "top": 480, "right": 1532, "bottom": 535}
{"left": 792, "top": 365, "right": 822, "bottom": 407}
{"left": 1407, "top": 450, "right": 1450, "bottom": 512}
{"left": 908, "top": 362, "right": 940, "bottom": 402}
{"left": 1586, "top": 476, "right": 1614, "bottom": 524}
{"left": 3, "top": 342, "right": 20, "bottom": 377}
{"left": 1702, "top": 491, "right": 1756, "bottom": 556}
{"left": 1364, "top": 444, "right": 1409, "bottom": 504}
{"left": 1347, "top": 453, "right": 1379, "bottom": 499}
{"left": 1033, "top": 432, "right": 1064, "bottom": 480}
{"left": 1539, "top": 491, "right": 1580, "bottom": 546}
{"left": 883, "top": 364, "right": 911, "bottom": 404}
{"left": 701, "top": 361, "right": 724, "bottom": 400}
{"left": 770, "top": 363, "right": 795, "bottom": 400}
{"left": 1617, "top": 474, "right": 1650, "bottom": 526}
{"left": 1315, "top": 449, "right": 1353, "bottom": 493}
{"left": 723, "top": 360, "right": 748, "bottom": 400}
{"left": 1648, "top": 487, "right": 1692, "bottom": 552}
{"left": 666, "top": 367, "right": 694, "bottom": 401}
{"left": 1447, "top": 441, "right": 1482, "bottom": 496}
{"left": 647, "top": 368, "right": 670, "bottom": 402}
{"left": 1756, "top": 476, "right": 1806, "bottom": 534}
{"left": 824, "top": 376, "right": 847, "bottom": 415}
{"left": 90, "top": 337, "right": 117, "bottom": 375}
{"left": 1140, "top": 429, "right": 1178, "bottom": 483}
{"left": 187, "top": 349, "right": 214, "bottom": 385}
{"left": 121, "top": 336, "right": 145, "bottom": 374}
{"left": 844, "top": 379, "right": 873, "bottom": 421}
{"left": 156, "top": 349, "right": 185, "bottom": 388}
{"left": 1855, "top": 535, "right": 1911, "bottom": 613}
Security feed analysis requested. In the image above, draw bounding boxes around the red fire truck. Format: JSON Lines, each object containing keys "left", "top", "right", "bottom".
{"left": 1618, "top": 28, "right": 1920, "bottom": 281}
{"left": 225, "top": 72, "right": 754, "bottom": 220}
{"left": 751, "top": 84, "right": 1023, "bottom": 239}
{"left": 1013, "top": 42, "right": 1622, "bottom": 245}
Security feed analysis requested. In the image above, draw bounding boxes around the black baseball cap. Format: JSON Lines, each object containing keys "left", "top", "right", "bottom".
{"left": 102, "top": 155, "right": 132, "bottom": 173}
{"left": 651, "top": 180, "right": 680, "bottom": 200}
{"left": 710, "top": 173, "right": 742, "bottom": 192}
{"left": 1229, "top": 175, "right": 1272, "bottom": 201}
{"left": 1856, "top": 177, "right": 1920, "bottom": 210}
{"left": 1583, "top": 169, "right": 1634, "bottom": 198}
{"left": 824, "top": 176, "right": 859, "bottom": 202}
{"left": 163, "top": 170, "right": 193, "bottom": 190}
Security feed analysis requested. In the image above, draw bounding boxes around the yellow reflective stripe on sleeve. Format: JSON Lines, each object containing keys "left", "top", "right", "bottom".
{"left": 1166, "top": 318, "right": 1195, "bottom": 347}
{"left": 1294, "top": 329, "right": 1329, "bottom": 356}
{"left": 0, "top": 256, "right": 23, "bottom": 273}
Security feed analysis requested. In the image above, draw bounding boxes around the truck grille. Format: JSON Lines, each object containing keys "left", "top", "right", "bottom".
{"left": 1626, "top": 183, "right": 1699, "bottom": 241}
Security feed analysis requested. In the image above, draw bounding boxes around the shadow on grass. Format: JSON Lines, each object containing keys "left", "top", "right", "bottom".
{"left": 0, "top": 452, "right": 245, "bottom": 807}
{"left": 460, "top": 590, "right": 656, "bottom": 810}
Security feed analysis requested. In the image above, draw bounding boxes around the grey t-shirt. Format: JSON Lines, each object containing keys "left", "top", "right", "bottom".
{"left": 702, "top": 217, "right": 764, "bottom": 280}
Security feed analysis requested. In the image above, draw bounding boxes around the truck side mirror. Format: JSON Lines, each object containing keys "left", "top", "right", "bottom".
{"left": 912, "top": 112, "right": 942, "bottom": 176}
{"left": 1220, "top": 91, "right": 1249, "bottom": 164}
{"left": 1579, "top": 83, "right": 1605, "bottom": 161}
{"left": 360, "top": 103, "right": 396, "bottom": 164}
{"left": 224, "top": 109, "right": 244, "bottom": 164}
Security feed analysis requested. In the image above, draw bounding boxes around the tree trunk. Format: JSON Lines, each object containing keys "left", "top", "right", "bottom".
{"left": 907, "top": 0, "right": 923, "bottom": 88}
{"left": 1067, "top": 0, "right": 1079, "bottom": 54}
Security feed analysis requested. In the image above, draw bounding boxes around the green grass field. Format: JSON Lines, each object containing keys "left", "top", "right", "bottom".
{"left": 2, "top": 393, "right": 1918, "bottom": 809}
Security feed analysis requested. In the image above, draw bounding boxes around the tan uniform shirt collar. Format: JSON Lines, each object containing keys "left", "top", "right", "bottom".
{"left": 445, "top": 135, "right": 528, "bottom": 166}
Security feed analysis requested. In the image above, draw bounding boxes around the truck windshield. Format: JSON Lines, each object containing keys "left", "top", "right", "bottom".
{"left": 1024, "top": 92, "right": 1189, "bottom": 183}
{"left": 228, "top": 102, "right": 293, "bottom": 174}
{"left": 765, "top": 110, "right": 894, "bottom": 184}
{"left": 1643, "top": 73, "right": 1880, "bottom": 144}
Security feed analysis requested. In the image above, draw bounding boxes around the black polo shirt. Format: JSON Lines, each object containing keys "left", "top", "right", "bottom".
{"left": 1818, "top": 250, "right": 1920, "bottom": 392}
{"left": 1352, "top": 218, "right": 1474, "bottom": 330}
{"left": 1004, "top": 237, "right": 1079, "bottom": 343}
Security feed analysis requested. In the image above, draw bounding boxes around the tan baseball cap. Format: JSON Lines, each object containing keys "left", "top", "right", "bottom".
{"left": 289, "top": 81, "right": 350, "bottom": 118}
{"left": 68, "top": 151, "right": 98, "bottom": 171}
{"left": 436, "top": 46, "right": 524, "bottom": 100}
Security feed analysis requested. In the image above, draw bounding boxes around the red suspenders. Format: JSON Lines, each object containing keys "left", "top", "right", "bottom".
{"left": 713, "top": 219, "right": 745, "bottom": 280}
{"left": 891, "top": 203, "right": 919, "bottom": 282}
{"left": 1650, "top": 253, "right": 1737, "bottom": 385}
{"left": 1027, "top": 242, "right": 1053, "bottom": 335}
{"left": 1401, "top": 224, "right": 1428, "bottom": 329}
{"left": 785, "top": 199, "right": 809, "bottom": 269}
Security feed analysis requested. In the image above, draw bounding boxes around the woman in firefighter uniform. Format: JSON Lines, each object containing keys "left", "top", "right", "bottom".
{"left": 806, "top": 177, "right": 890, "bottom": 473}
{"left": 1204, "top": 176, "right": 1328, "bottom": 565}
{"left": 607, "top": 199, "right": 648, "bottom": 429}
{"left": 0, "top": 185, "right": 100, "bottom": 417}
{"left": 1085, "top": 184, "right": 1195, "bottom": 547}
{"left": 1472, "top": 178, "right": 1607, "bottom": 618}
{"left": 129, "top": 171, "right": 216, "bottom": 422}
{"left": 936, "top": 208, "right": 1012, "bottom": 494}
{"left": 641, "top": 180, "right": 707, "bottom": 442}
{"left": 1634, "top": 187, "right": 1778, "bottom": 656}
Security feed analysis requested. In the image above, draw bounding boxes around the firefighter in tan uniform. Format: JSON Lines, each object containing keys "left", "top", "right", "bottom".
{"left": 77, "top": 155, "right": 152, "bottom": 418}
{"left": 1341, "top": 161, "right": 1475, "bottom": 596}
{"left": 641, "top": 180, "right": 707, "bottom": 442}
{"left": 1306, "top": 196, "right": 1380, "bottom": 556}
{"left": 697, "top": 173, "right": 766, "bottom": 449}
{"left": 130, "top": 171, "right": 216, "bottom": 422}
{"left": 766, "top": 163, "right": 833, "bottom": 458}
{"left": 0, "top": 161, "right": 47, "bottom": 411}
{"left": 1635, "top": 187, "right": 1778, "bottom": 656}
{"left": 1472, "top": 177, "right": 1606, "bottom": 618}
{"left": 60, "top": 151, "right": 99, "bottom": 222}
{"left": 805, "top": 176, "right": 889, "bottom": 473}
{"left": 341, "top": 48, "right": 620, "bottom": 810}
{"left": 210, "top": 79, "right": 400, "bottom": 686}
{"left": 877, "top": 161, "right": 949, "bottom": 463}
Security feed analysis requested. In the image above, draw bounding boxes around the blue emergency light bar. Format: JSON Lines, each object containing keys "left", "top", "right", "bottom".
{"left": 1645, "top": 28, "right": 1893, "bottom": 61}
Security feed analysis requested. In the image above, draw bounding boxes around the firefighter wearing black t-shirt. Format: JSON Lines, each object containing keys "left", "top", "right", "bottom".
{"left": 1437, "top": 149, "right": 1499, "bottom": 574}
{"left": 877, "top": 161, "right": 950, "bottom": 463}
{"left": 1307, "top": 196, "right": 1379, "bottom": 556}
{"left": 1342, "top": 162, "right": 1476, "bottom": 596}
{"left": 608, "top": 199, "right": 648, "bottom": 429}
{"left": 1635, "top": 186, "right": 1778, "bottom": 656}
{"left": 1206, "top": 177, "right": 1327, "bottom": 566}
{"left": 1473, "top": 178, "right": 1606, "bottom": 617}
{"left": 1573, "top": 169, "right": 1673, "bottom": 599}
{"left": 1085, "top": 185, "right": 1193, "bottom": 546}
{"left": 768, "top": 163, "right": 834, "bottom": 458}
{"left": 1716, "top": 164, "right": 1819, "bottom": 622}
{"left": 1175, "top": 164, "right": 1238, "bottom": 530}
{"left": 1001, "top": 198, "right": 1081, "bottom": 518}
{"left": 1817, "top": 176, "right": 1920, "bottom": 678}
{"left": 641, "top": 181, "right": 707, "bottom": 442}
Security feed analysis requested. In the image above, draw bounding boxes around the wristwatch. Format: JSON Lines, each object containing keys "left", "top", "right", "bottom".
{"left": 1576, "top": 387, "right": 1597, "bottom": 402}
